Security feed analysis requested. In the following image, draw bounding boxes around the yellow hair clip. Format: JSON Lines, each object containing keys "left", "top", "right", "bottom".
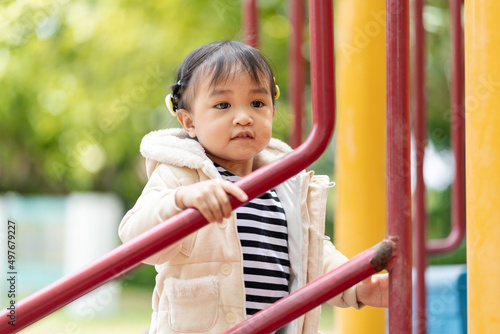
{"left": 273, "top": 77, "right": 280, "bottom": 100}
{"left": 165, "top": 94, "right": 176, "bottom": 116}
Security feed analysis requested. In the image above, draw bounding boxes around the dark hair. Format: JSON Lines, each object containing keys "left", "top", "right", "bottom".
{"left": 170, "top": 40, "right": 277, "bottom": 112}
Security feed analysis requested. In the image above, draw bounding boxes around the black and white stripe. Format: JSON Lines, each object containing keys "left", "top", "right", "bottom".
{"left": 216, "top": 165, "right": 290, "bottom": 317}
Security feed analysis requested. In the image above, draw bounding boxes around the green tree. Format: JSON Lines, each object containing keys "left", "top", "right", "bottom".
{"left": 0, "top": 0, "right": 293, "bottom": 209}
{"left": 0, "top": 1, "right": 462, "bottom": 281}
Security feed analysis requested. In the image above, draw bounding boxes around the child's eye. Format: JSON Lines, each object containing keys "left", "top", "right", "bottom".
{"left": 251, "top": 101, "right": 265, "bottom": 108}
{"left": 215, "top": 102, "right": 231, "bottom": 109}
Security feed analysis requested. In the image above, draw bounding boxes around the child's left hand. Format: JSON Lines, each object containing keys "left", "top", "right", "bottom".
{"left": 356, "top": 273, "right": 389, "bottom": 308}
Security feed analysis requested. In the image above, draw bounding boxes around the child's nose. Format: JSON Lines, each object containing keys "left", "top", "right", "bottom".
{"left": 233, "top": 109, "right": 253, "bottom": 126}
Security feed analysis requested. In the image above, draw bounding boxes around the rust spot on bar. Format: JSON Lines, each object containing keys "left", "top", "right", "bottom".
{"left": 370, "top": 239, "right": 394, "bottom": 272}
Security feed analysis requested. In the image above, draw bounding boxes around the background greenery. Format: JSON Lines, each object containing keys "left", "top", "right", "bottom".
{"left": 1, "top": 0, "right": 462, "bottom": 287}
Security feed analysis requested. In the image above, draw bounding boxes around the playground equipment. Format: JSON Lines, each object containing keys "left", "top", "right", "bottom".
{"left": 334, "top": 0, "right": 387, "bottom": 332}
{"left": 5, "top": 0, "right": 500, "bottom": 333}
{"left": 1, "top": 0, "right": 401, "bottom": 332}
{"left": 2, "top": 1, "right": 361, "bottom": 332}
{"left": 0, "top": 0, "right": 406, "bottom": 332}
{"left": 288, "top": 0, "right": 306, "bottom": 148}
{"left": 243, "top": 0, "right": 259, "bottom": 49}
{"left": 465, "top": 1, "right": 500, "bottom": 333}
{"left": 412, "top": 0, "right": 466, "bottom": 333}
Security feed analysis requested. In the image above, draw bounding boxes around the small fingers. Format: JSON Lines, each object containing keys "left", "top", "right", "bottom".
{"left": 176, "top": 180, "right": 248, "bottom": 224}
{"left": 205, "top": 180, "right": 247, "bottom": 223}
{"left": 192, "top": 185, "right": 223, "bottom": 223}
{"left": 209, "top": 182, "right": 231, "bottom": 221}
{"left": 197, "top": 180, "right": 231, "bottom": 223}
{"left": 220, "top": 180, "right": 249, "bottom": 203}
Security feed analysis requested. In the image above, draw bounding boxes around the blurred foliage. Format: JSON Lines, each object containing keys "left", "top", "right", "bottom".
{"left": 0, "top": 0, "right": 295, "bottom": 209}
{"left": 427, "top": 188, "right": 451, "bottom": 239}
{"left": 1, "top": 0, "right": 460, "bottom": 292}
{"left": 423, "top": 0, "right": 453, "bottom": 151}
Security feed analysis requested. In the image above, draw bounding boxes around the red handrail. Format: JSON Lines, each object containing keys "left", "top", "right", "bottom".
{"left": 386, "top": 0, "right": 412, "bottom": 333}
{"left": 412, "top": 0, "right": 428, "bottom": 332}
{"left": 426, "top": 0, "right": 466, "bottom": 256}
{"left": 413, "top": 1, "right": 465, "bottom": 331}
{"left": 0, "top": 1, "right": 335, "bottom": 332}
{"left": 243, "top": 0, "right": 259, "bottom": 48}
{"left": 224, "top": 240, "right": 394, "bottom": 334}
{"left": 288, "top": 0, "right": 305, "bottom": 148}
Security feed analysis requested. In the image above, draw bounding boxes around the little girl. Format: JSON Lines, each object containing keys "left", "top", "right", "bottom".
{"left": 119, "top": 40, "right": 388, "bottom": 334}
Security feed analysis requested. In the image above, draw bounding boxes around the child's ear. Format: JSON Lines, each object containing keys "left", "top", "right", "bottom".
{"left": 176, "top": 109, "right": 197, "bottom": 138}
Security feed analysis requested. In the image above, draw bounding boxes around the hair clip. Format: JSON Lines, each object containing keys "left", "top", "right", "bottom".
{"left": 165, "top": 94, "right": 177, "bottom": 116}
{"left": 273, "top": 77, "right": 280, "bottom": 100}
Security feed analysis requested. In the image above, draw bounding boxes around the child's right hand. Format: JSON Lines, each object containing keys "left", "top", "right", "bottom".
{"left": 174, "top": 180, "right": 248, "bottom": 223}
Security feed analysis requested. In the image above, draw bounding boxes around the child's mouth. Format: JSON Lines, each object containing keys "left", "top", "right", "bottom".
{"left": 232, "top": 132, "right": 254, "bottom": 139}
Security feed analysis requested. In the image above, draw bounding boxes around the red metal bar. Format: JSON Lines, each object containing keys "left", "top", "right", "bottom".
{"left": 243, "top": 0, "right": 259, "bottom": 48}
{"left": 386, "top": 0, "right": 412, "bottom": 333}
{"left": 426, "top": 0, "right": 465, "bottom": 256}
{"left": 288, "top": 0, "right": 305, "bottom": 148}
{"left": 0, "top": 1, "right": 335, "bottom": 332}
{"left": 224, "top": 240, "right": 393, "bottom": 334}
{"left": 222, "top": 4, "right": 339, "bottom": 331}
{"left": 411, "top": 0, "right": 428, "bottom": 332}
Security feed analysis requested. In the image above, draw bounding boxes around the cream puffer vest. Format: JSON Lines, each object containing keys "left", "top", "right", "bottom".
{"left": 119, "top": 128, "right": 363, "bottom": 334}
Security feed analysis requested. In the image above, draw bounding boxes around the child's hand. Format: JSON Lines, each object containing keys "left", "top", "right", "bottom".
{"left": 175, "top": 180, "right": 248, "bottom": 223}
{"left": 356, "top": 273, "right": 389, "bottom": 308}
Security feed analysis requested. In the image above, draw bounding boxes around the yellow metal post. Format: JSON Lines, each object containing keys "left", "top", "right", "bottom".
{"left": 465, "top": 1, "right": 500, "bottom": 332}
{"left": 333, "top": 0, "right": 386, "bottom": 333}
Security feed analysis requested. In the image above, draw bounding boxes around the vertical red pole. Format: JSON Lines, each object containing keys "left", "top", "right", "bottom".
{"left": 448, "top": 0, "right": 466, "bottom": 256}
{"left": 288, "top": 0, "right": 305, "bottom": 148}
{"left": 412, "top": 0, "right": 427, "bottom": 332}
{"left": 386, "top": 0, "right": 412, "bottom": 333}
{"left": 243, "top": 0, "right": 259, "bottom": 48}
{"left": 426, "top": 0, "right": 465, "bottom": 256}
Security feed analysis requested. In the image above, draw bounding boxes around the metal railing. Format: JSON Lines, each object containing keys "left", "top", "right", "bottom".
{"left": 0, "top": 0, "right": 415, "bottom": 333}
{"left": 224, "top": 240, "right": 394, "bottom": 334}
{"left": 243, "top": 0, "right": 259, "bottom": 48}
{"left": 386, "top": 1, "right": 413, "bottom": 332}
{"left": 288, "top": 0, "right": 305, "bottom": 148}
{"left": 424, "top": 0, "right": 466, "bottom": 257}
{"left": 412, "top": 0, "right": 466, "bottom": 332}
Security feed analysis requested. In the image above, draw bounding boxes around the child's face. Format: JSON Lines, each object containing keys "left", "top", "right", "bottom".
{"left": 178, "top": 72, "right": 275, "bottom": 173}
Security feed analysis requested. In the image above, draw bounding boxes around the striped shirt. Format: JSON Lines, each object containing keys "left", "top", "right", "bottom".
{"left": 216, "top": 165, "right": 290, "bottom": 318}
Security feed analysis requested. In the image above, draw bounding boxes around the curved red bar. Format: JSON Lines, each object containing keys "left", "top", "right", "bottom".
{"left": 0, "top": 0, "right": 335, "bottom": 332}
{"left": 223, "top": 243, "right": 386, "bottom": 334}
{"left": 426, "top": 0, "right": 466, "bottom": 256}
